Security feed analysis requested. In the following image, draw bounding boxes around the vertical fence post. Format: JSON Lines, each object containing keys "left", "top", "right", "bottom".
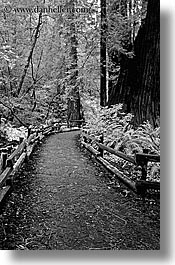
{"left": 19, "top": 137, "right": 23, "bottom": 144}
{"left": 135, "top": 149, "right": 149, "bottom": 197}
{"left": 140, "top": 149, "right": 149, "bottom": 198}
{"left": 83, "top": 132, "right": 87, "bottom": 143}
{"left": 98, "top": 134, "right": 104, "bottom": 158}
{"left": 0, "top": 152, "right": 7, "bottom": 172}
{"left": 141, "top": 149, "right": 149, "bottom": 181}
{"left": 27, "top": 127, "right": 31, "bottom": 138}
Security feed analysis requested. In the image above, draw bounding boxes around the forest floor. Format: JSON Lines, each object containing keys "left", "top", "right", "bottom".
{"left": 0, "top": 131, "right": 160, "bottom": 250}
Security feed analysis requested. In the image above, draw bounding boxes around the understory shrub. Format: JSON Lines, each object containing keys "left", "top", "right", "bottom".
{"left": 83, "top": 102, "right": 160, "bottom": 182}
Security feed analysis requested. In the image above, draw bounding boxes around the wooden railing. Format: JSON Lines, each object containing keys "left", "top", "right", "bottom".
{"left": 0, "top": 123, "right": 60, "bottom": 205}
{"left": 0, "top": 122, "right": 82, "bottom": 205}
{"left": 68, "top": 119, "right": 85, "bottom": 128}
{"left": 81, "top": 130, "right": 160, "bottom": 196}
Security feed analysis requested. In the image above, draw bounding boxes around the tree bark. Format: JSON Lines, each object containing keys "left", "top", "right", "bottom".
{"left": 67, "top": 1, "right": 81, "bottom": 127}
{"left": 108, "top": 0, "right": 132, "bottom": 101}
{"left": 108, "top": 0, "right": 160, "bottom": 127}
{"left": 100, "top": 0, "right": 107, "bottom": 106}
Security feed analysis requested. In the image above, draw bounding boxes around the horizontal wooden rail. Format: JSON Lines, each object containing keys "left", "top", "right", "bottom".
{"left": 82, "top": 132, "right": 136, "bottom": 164}
{"left": 0, "top": 167, "right": 13, "bottom": 189}
{"left": 6, "top": 140, "right": 26, "bottom": 168}
{"left": 42, "top": 127, "right": 52, "bottom": 135}
{"left": 0, "top": 122, "right": 60, "bottom": 206}
{"left": 96, "top": 142, "right": 136, "bottom": 164}
{"left": 81, "top": 130, "right": 160, "bottom": 196}
{"left": 136, "top": 180, "right": 160, "bottom": 196}
{"left": 81, "top": 141, "right": 100, "bottom": 157}
{"left": 136, "top": 153, "right": 160, "bottom": 164}
{"left": 97, "top": 156, "right": 137, "bottom": 193}
{"left": 0, "top": 186, "right": 11, "bottom": 205}
{"left": 12, "top": 152, "right": 26, "bottom": 174}
{"left": 136, "top": 180, "right": 160, "bottom": 190}
{"left": 69, "top": 120, "right": 84, "bottom": 123}
{"left": 61, "top": 127, "right": 81, "bottom": 133}
{"left": 82, "top": 131, "right": 160, "bottom": 166}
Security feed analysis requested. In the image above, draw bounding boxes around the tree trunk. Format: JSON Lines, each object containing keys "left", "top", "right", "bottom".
{"left": 17, "top": 12, "right": 42, "bottom": 96}
{"left": 108, "top": 0, "right": 132, "bottom": 101}
{"left": 100, "top": 0, "right": 107, "bottom": 106}
{"left": 108, "top": 0, "right": 160, "bottom": 127}
{"left": 67, "top": 1, "right": 81, "bottom": 127}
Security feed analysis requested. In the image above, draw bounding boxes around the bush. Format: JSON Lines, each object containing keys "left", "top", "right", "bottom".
{"left": 83, "top": 103, "right": 160, "bottom": 182}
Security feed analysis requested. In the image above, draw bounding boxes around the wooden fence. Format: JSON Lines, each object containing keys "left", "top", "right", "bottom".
{"left": 81, "top": 130, "right": 160, "bottom": 196}
{"left": 0, "top": 123, "right": 82, "bottom": 206}
{"left": 0, "top": 124, "right": 59, "bottom": 206}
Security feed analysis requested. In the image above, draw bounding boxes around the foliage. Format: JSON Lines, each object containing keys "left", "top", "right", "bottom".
{"left": 0, "top": 0, "right": 149, "bottom": 127}
{"left": 84, "top": 103, "right": 160, "bottom": 154}
{"left": 83, "top": 102, "right": 160, "bottom": 182}
{"left": 0, "top": 0, "right": 100, "bottom": 126}
{"left": 0, "top": 118, "right": 27, "bottom": 143}
{"left": 0, "top": 0, "right": 159, "bottom": 183}
{"left": 107, "top": 0, "right": 148, "bottom": 52}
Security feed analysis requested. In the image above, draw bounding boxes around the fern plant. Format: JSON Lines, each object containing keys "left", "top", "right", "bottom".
{"left": 83, "top": 102, "right": 160, "bottom": 182}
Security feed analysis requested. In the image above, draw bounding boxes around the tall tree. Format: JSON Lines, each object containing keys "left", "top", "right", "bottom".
{"left": 108, "top": 0, "right": 159, "bottom": 127}
{"left": 66, "top": 0, "right": 81, "bottom": 126}
{"left": 100, "top": 0, "right": 107, "bottom": 106}
{"left": 107, "top": 0, "right": 133, "bottom": 101}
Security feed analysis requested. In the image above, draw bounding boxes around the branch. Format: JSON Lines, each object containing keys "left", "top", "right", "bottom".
{"left": 17, "top": 12, "right": 43, "bottom": 96}
{"left": 35, "top": 49, "right": 43, "bottom": 80}
{"left": 0, "top": 100, "right": 27, "bottom": 128}
{"left": 80, "top": 45, "right": 97, "bottom": 69}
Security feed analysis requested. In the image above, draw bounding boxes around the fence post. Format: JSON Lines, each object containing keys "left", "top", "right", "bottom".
{"left": 19, "top": 137, "right": 23, "bottom": 144}
{"left": 27, "top": 127, "right": 31, "bottom": 138}
{"left": 135, "top": 149, "right": 149, "bottom": 197}
{"left": 141, "top": 149, "right": 149, "bottom": 181}
{"left": 98, "top": 134, "right": 104, "bottom": 158}
{"left": 83, "top": 133, "right": 87, "bottom": 143}
{"left": 0, "top": 152, "right": 7, "bottom": 172}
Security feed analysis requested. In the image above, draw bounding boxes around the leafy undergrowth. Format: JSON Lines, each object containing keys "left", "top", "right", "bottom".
{"left": 0, "top": 118, "right": 28, "bottom": 148}
{"left": 83, "top": 103, "right": 160, "bottom": 183}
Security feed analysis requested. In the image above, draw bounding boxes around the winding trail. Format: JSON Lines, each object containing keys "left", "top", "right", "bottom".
{"left": 0, "top": 131, "right": 160, "bottom": 250}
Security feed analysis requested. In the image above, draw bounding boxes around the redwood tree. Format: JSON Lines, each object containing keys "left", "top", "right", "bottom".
{"left": 100, "top": 0, "right": 107, "bottom": 106}
{"left": 108, "top": 0, "right": 160, "bottom": 127}
{"left": 67, "top": 0, "right": 81, "bottom": 127}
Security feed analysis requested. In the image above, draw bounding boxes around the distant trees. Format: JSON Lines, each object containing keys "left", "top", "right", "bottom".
{"left": 0, "top": 0, "right": 159, "bottom": 128}
{"left": 0, "top": 0, "right": 99, "bottom": 126}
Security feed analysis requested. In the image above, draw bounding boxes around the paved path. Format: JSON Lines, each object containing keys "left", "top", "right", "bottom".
{"left": 0, "top": 132, "right": 160, "bottom": 250}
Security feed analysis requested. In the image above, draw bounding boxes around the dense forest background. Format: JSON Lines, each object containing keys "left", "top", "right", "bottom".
{"left": 0, "top": 0, "right": 160, "bottom": 192}
{"left": 0, "top": 0, "right": 159, "bottom": 127}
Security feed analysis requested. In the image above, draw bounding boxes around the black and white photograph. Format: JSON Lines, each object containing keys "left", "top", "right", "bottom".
{"left": 0, "top": 0, "right": 161, "bottom": 252}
